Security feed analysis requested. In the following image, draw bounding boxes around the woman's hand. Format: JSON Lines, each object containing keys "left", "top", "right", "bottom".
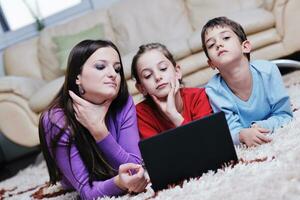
{"left": 151, "top": 80, "right": 183, "bottom": 126}
{"left": 239, "top": 126, "right": 271, "bottom": 147}
{"left": 114, "top": 163, "right": 149, "bottom": 194}
{"left": 69, "top": 90, "right": 111, "bottom": 141}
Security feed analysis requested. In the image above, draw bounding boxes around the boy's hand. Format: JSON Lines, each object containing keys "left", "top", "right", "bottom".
{"left": 239, "top": 127, "right": 271, "bottom": 147}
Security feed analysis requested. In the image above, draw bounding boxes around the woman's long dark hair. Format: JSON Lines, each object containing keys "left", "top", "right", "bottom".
{"left": 39, "top": 40, "right": 129, "bottom": 186}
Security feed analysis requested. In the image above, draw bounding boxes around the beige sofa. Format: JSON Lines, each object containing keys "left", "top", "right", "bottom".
{"left": 1, "top": 0, "right": 300, "bottom": 147}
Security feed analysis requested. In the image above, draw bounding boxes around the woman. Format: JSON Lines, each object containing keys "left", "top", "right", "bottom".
{"left": 39, "top": 40, "right": 148, "bottom": 200}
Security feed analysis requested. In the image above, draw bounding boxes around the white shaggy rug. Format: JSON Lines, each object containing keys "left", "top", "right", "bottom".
{"left": 1, "top": 71, "right": 300, "bottom": 200}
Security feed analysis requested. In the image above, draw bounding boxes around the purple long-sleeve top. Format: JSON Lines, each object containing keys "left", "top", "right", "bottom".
{"left": 42, "top": 96, "right": 142, "bottom": 200}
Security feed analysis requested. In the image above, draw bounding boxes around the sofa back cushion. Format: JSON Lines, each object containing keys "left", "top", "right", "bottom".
{"left": 53, "top": 24, "right": 105, "bottom": 72}
{"left": 186, "top": 0, "right": 241, "bottom": 30}
{"left": 38, "top": 8, "right": 115, "bottom": 81}
{"left": 185, "top": 0, "right": 273, "bottom": 30}
{"left": 108, "top": 0, "right": 193, "bottom": 55}
{"left": 4, "top": 37, "right": 43, "bottom": 79}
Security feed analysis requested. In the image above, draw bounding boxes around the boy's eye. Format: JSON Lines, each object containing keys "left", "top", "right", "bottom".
{"left": 207, "top": 43, "right": 215, "bottom": 49}
{"left": 95, "top": 64, "right": 105, "bottom": 70}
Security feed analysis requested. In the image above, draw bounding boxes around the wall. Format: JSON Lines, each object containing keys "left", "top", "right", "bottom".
{"left": 0, "top": 51, "right": 4, "bottom": 76}
{"left": 0, "top": 0, "right": 120, "bottom": 77}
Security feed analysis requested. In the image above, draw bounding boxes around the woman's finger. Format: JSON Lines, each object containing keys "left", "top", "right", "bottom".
{"left": 119, "top": 163, "right": 141, "bottom": 174}
{"left": 69, "top": 90, "right": 85, "bottom": 106}
{"left": 131, "top": 178, "right": 148, "bottom": 193}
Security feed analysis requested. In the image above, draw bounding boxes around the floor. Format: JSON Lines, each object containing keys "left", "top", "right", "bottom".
{"left": 0, "top": 51, "right": 299, "bottom": 183}
{"left": 0, "top": 150, "right": 41, "bottom": 181}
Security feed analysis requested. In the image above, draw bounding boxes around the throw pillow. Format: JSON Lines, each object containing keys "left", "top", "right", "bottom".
{"left": 53, "top": 24, "right": 104, "bottom": 71}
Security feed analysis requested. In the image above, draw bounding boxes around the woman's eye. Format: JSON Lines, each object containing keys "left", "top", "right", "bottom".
{"left": 95, "top": 64, "right": 105, "bottom": 70}
{"left": 160, "top": 67, "right": 167, "bottom": 71}
{"left": 223, "top": 36, "right": 230, "bottom": 40}
{"left": 114, "top": 65, "right": 121, "bottom": 73}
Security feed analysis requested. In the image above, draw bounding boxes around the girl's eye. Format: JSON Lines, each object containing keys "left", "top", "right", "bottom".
{"left": 159, "top": 63, "right": 168, "bottom": 71}
{"left": 95, "top": 64, "right": 105, "bottom": 70}
{"left": 114, "top": 65, "right": 121, "bottom": 73}
{"left": 223, "top": 36, "right": 230, "bottom": 40}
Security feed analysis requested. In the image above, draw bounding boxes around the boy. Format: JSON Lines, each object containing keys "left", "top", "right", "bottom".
{"left": 202, "top": 17, "right": 293, "bottom": 147}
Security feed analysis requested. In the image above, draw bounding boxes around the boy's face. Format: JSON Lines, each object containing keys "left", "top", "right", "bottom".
{"left": 204, "top": 26, "right": 250, "bottom": 69}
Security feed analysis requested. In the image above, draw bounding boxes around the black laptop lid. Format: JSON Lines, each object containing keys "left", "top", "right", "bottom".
{"left": 138, "top": 111, "right": 238, "bottom": 191}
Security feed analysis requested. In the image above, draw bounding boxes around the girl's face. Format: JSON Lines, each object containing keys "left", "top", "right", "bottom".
{"left": 136, "top": 50, "right": 181, "bottom": 99}
{"left": 76, "top": 47, "right": 121, "bottom": 104}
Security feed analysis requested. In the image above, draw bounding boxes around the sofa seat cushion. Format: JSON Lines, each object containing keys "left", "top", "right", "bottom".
{"left": 187, "top": 8, "right": 275, "bottom": 53}
{"left": 108, "top": 0, "right": 193, "bottom": 55}
{"left": 38, "top": 9, "right": 115, "bottom": 81}
{"left": 0, "top": 77, "right": 46, "bottom": 100}
{"left": 29, "top": 76, "right": 64, "bottom": 113}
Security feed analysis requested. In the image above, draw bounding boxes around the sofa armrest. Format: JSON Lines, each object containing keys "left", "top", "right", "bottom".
{"left": 29, "top": 76, "right": 64, "bottom": 113}
{"left": 0, "top": 76, "right": 46, "bottom": 100}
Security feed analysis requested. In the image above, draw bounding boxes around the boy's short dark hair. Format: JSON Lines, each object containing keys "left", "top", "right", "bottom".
{"left": 201, "top": 16, "right": 250, "bottom": 61}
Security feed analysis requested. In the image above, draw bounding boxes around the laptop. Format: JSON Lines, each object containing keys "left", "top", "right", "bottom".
{"left": 138, "top": 111, "right": 238, "bottom": 191}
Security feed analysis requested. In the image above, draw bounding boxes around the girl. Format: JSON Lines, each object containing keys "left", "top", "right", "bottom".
{"left": 39, "top": 40, "right": 148, "bottom": 200}
{"left": 131, "top": 43, "right": 213, "bottom": 139}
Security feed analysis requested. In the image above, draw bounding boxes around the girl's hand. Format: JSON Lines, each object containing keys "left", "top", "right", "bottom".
{"left": 151, "top": 80, "right": 183, "bottom": 126}
{"left": 69, "top": 90, "right": 111, "bottom": 141}
{"left": 239, "top": 127, "right": 271, "bottom": 147}
{"left": 115, "top": 163, "right": 149, "bottom": 193}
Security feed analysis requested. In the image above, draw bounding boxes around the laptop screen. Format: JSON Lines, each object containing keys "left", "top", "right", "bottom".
{"left": 139, "top": 112, "right": 238, "bottom": 191}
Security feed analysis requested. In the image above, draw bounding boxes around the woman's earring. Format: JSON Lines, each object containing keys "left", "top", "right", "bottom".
{"left": 78, "top": 84, "right": 85, "bottom": 95}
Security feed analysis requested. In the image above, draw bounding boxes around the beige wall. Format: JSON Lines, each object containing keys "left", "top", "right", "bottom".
{"left": 0, "top": 51, "right": 4, "bottom": 77}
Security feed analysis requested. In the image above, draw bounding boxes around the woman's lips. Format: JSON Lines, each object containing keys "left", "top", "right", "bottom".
{"left": 105, "top": 82, "right": 117, "bottom": 88}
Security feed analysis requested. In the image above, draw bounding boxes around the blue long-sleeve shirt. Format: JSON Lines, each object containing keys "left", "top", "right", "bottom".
{"left": 205, "top": 60, "right": 293, "bottom": 145}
